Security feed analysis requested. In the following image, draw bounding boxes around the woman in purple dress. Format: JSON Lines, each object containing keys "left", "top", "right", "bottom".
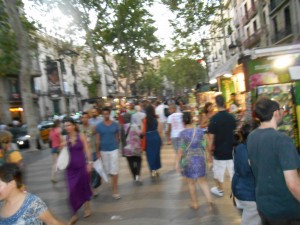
{"left": 63, "top": 117, "right": 93, "bottom": 225}
{"left": 176, "top": 112, "right": 212, "bottom": 209}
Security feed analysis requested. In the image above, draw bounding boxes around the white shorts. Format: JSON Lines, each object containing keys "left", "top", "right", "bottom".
{"left": 213, "top": 159, "right": 234, "bottom": 183}
{"left": 101, "top": 149, "right": 119, "bottom": 175}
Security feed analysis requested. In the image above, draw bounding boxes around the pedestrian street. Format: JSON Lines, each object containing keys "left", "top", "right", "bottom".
{"left": 23, "top": 144, "right": 242, "bottom": 225}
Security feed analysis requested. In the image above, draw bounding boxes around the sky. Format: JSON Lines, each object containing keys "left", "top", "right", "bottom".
{"left": 23, "top": 0, "right": 175, "bottom": 50}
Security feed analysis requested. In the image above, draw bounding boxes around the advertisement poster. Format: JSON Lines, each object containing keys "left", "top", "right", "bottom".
{"left": 246, "top": 54, "right": 300, "bottom": 90}
{"left": 220, "top": 78, "right": 235, "bottom": 103}
{"left": 257, "top": 84, "right": 299, "bottom": 149}
{"left": 46, "top": 60, "right": 61, "bottom": 96}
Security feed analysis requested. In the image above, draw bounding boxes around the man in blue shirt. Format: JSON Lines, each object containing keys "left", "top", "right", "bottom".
{"left": 248, "top": 97, "right": 300, "bottom": 224}
{"left": 96, "top": 107, "right": 120, "bottom": 199}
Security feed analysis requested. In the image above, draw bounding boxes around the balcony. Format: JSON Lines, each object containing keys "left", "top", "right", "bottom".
{"left": 269, "top": 0, "right": 289, "bottom": 14}
{"left": 271, "top": 26, "right": 293, "bottom": 44}
{"left": 243, "top": 29, "right": 262, "bottom": 49}
{"left": 242, "top": 2, "right": 258, "bottom": 25}
{"left": 29, "top": 52, "right": 42, "bottom": 78}
{"left": 233, "top": 17, "right": 240, "bottom": 27}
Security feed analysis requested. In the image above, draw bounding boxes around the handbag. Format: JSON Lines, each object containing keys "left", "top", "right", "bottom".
{"left": 180, "top": 128, "right": 196, "bottom": 169}
{"left": 121, "top": 124, "right": 131, "bottom": 157}
{"left": 56, "top": 146, "right": 70, "bottom": 171}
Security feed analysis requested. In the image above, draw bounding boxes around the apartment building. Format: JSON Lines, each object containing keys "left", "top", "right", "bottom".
{"left": 0, "top": 34, "right": 119, "bottom": 123}
{"left": 269, "top": 0, "right": 300, "bottom": 45}
{"left": 206, "top": 0, "right": 300, "bottom": 82}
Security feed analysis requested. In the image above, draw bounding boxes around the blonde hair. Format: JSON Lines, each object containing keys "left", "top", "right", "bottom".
{"left": 0, "top": 131, "right": 13, "bottom": 144}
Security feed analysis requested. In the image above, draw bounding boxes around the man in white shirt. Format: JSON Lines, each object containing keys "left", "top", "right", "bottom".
{"left": 89, "top": 108, "right": 103, "bottom": 127}
{"left": 155, "top": 100, "right": 169, "bottom": 143}
{"left": 167, "top": 103, "right": 184, "bottom": 154}
{"left": 131, "top": 105, "right": 145, "bottom": 128}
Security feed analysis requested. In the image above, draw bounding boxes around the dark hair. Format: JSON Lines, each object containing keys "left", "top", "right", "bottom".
{"left": 231, "top": 93, "right": 236, "bottom": 96}
{"left": 63, "top": 116, "right": 79, "bottom": 132}
{"left": 254, "top": 97, "right": 279, "bottom": 122}
{"left": 145, "top": 105, "right": 157, "bottom": 127}
{"left": 123, "top": 113, "right": 131, "bottom": 124}
{"left": 102, "top": 107, "right": 111, "bottom": 113}
{"left": 215, "top": 95, "right": 225, "bottom": 108}
{"left": 203, "top": 102, "right": 213, "bottom": 114}
{"left": 82, "top": 112, "right": 89, "bottom": 116}
{"left": 182, "top": 111, "right": 192, "bottom": 125}
{"left": 52, "top": 119, "right": 60, "bottom": 128}
{"left": 239, "top": 123, "right": 252, "bottom": 143}
{"left": 0, "top": 163, "right": 23, "bottom": 189}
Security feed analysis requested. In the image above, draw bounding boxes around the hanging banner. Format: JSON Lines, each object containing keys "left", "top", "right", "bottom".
{"left": 46, "top": 60, "right": 61, "bottom": 96}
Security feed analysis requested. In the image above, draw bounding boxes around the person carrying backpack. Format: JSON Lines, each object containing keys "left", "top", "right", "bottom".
{"left": 0, "top": 130, "right": 23, "bottom": 167}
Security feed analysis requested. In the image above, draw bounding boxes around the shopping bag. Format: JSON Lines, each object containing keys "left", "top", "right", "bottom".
{"left": 56, "top": 147, "right": 70, "bottom": 171}
{"left": 91, "top": 169, "right": 102, "bottom": 188}
{"left": 93, "top": 159, "right": 108, "bottom": 182}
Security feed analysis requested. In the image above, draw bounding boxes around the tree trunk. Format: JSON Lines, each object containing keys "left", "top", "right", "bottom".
{"left": 0, "top": 77, "right": 12, "bottom": 123}
{"left": 3, "top": 0, "right": 39, "bottom": 151}
{"left": 85, "top": 30, "right": 103, "bottom": 97}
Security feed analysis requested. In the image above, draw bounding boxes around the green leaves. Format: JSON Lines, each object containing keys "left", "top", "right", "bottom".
{"left": 159, "top": 52, "right": 206, "bottom": 91}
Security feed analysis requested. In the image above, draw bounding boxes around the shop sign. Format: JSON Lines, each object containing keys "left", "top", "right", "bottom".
{"left": 247, "top": 54, "right": 300, "bottom": 89}
{"left": 220, "top": 78, "right": 235, "bottom": 103}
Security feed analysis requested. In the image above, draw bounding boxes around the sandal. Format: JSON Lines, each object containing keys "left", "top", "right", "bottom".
{"left": 68, "top": 215, "right": 78, "bottom": 225}
{"left": 189, "top": 202, "right": 199, "bottom": 209}
{"left": 112, "top": 193, "right": 121, "bottom": 200}
{"left": 83, "top": 210, "right": 92, "bottom": 218}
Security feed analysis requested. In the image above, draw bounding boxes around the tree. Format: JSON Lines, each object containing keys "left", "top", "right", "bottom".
{"left": 137, "top": 68, "right": 163, "bottom": 96}
{"left": 162, "top": 0, "right": 234, "bottom": 62}
{"left": 3, "top": 0, "right": 40, "bottom": 150}
{"left": 159, "top": 52, "right": 206, "bottom": 95}
{"left": 81, "top": 71, "right": 101, "bottom": 98}
{"left": 92, "top": 0, "right": 163, "bottom": 95}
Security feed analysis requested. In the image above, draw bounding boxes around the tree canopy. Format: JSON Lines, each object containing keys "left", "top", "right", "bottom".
{"left": 159, "top": 52, "right": 206, "bottom": 93}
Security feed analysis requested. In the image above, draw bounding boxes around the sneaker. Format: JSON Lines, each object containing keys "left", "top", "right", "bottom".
{"left": 210, "top": 187, "right": 224, "bottom": 197}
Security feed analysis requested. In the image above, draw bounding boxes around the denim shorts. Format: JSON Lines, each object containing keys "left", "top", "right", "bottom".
{"left": 51, "top": 147, "right": 59, "bottom": 154}
{"left": 172, "top": 137, "right": 181, "bottom": 152}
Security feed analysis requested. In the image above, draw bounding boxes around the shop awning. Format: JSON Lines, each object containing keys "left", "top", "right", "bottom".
{"left": 249, "top": 44, "right": 300, "bottom": 59}
{"left": 209, "top": 54, "right": 239, "bottom": 80}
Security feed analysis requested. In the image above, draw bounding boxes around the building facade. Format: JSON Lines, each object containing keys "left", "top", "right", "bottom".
{"left": 207, "top": 0, "right": 300, "bottom": 82}
{"left": 0, "top": 34, "right": 118, "bottom": 123}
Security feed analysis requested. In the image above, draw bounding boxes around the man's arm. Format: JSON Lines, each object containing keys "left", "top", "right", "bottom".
{"left": 167, "top": 123, "right": 171, "bottom": 141}
{"left": 207, "top": 133, "right": 214, "bottom": 162}
{"left": 284, "top": 169, "right": 300, "bottom": 202}
{"left": 95, "top": 132, "right": 101, "bottom": 158}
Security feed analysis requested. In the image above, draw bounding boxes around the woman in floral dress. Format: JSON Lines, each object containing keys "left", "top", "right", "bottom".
{"left": 0, "top": 163, "right": 65, "bottom": 225}
{"left": 121, "top": 113, "right": 143, "bottom": 185}
{"left": 176, "top": 112, "right": 213, "bottom": 209}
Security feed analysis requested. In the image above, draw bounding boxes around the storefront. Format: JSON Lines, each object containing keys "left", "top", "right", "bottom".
{"left": 243, "top": 44, "right": 300, "bottom": 150}
{"left": 209, "top": 55, "right": 246, "bottom": 113}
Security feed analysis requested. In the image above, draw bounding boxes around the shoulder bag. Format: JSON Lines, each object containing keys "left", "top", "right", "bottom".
{"left": 180, "top": 128, "right": 196, "bottom": 169}
{"left": 56, "top": 142, "right": 70, "bottom": 171}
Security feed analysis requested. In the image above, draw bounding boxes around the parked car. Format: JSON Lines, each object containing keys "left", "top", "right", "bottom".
{"left": 38, "top": 120, "right": 54, "bottom": 143}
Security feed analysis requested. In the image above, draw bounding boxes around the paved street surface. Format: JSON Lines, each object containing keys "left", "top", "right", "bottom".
{"left": 22, "top": 144, "right": 242, "bottom": 225}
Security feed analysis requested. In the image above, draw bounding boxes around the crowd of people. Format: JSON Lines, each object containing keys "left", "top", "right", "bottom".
{"left": 0, "top": 95, "right": 299, "bottom": 225}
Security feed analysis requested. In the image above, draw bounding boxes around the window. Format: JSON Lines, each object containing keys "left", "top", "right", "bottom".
{"left": 284, "top": 6, "right": 292, "bottom": 34}
{"left": 253, "top": 20, "right": 257, "bottom": 32}
{"left": 273, "top": 17, "right": 278, "bottom": 34}
{"left": 244, "top": 3, "right": 248, "bottom": 17}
